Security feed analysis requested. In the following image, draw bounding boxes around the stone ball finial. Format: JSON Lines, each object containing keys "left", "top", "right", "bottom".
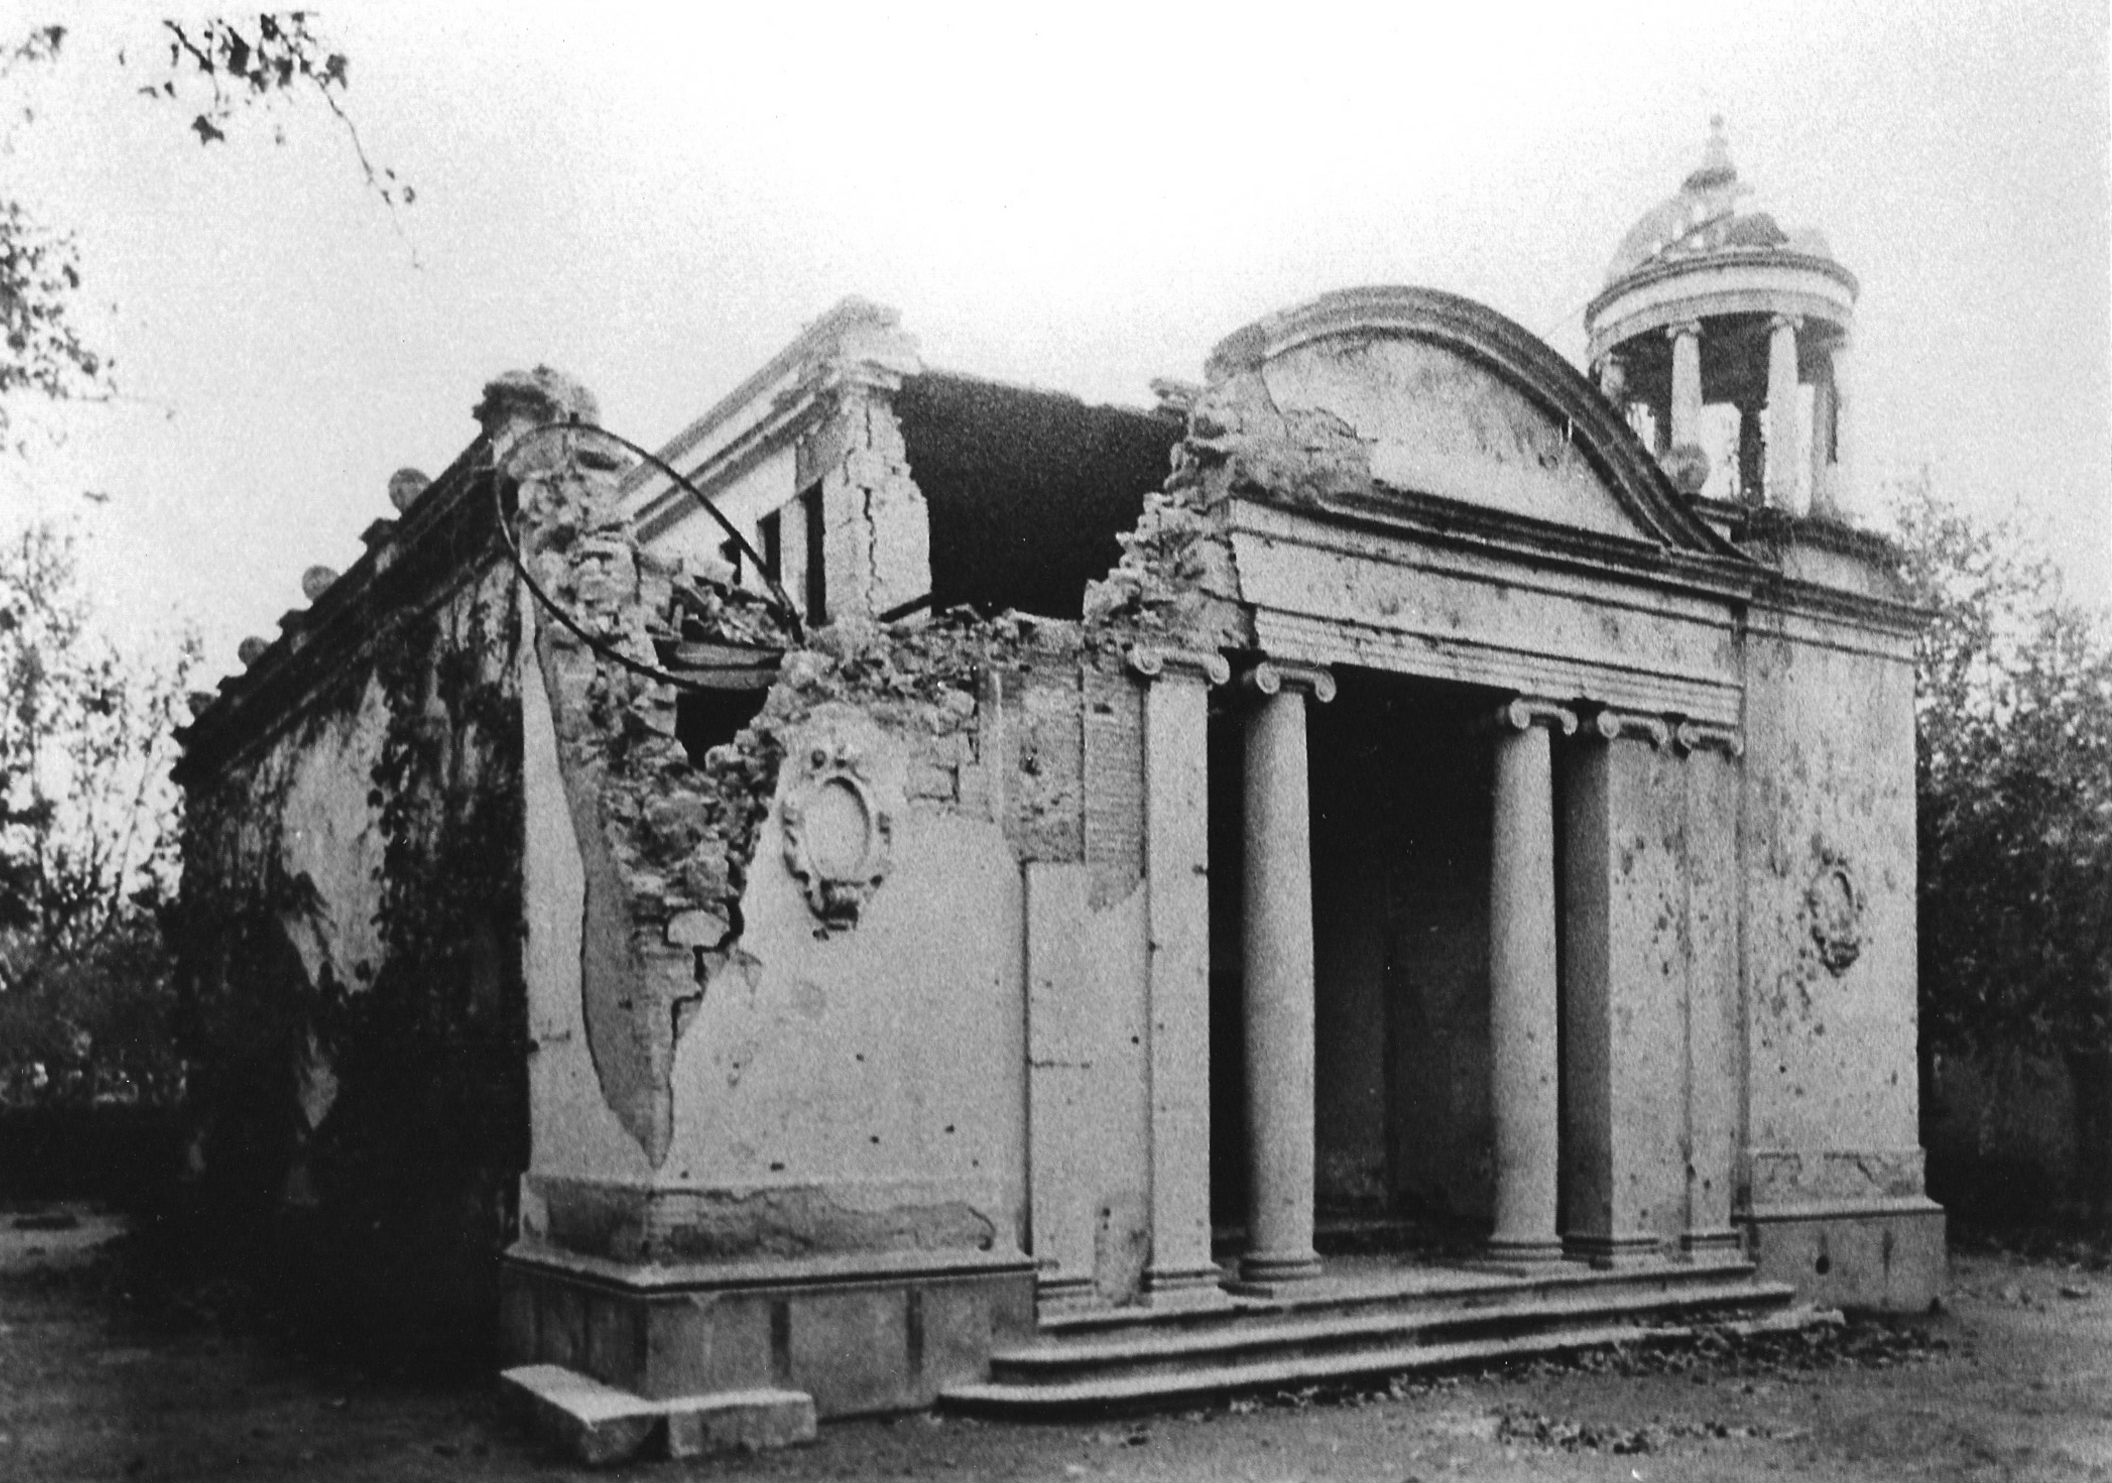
{"left": 387, "top": 468, "right": 431, "bottom": 512}
{"left": 300, "top": 566, "right": 341, "bottom": 602}
{"left": 237, "top": 636, "right": 270, "bottom": 666}
{"left": 1660, "top": 443, "right": 1711, "bottom": 497}
{"left": 472, "top": 367, "right": 600, "bottom": 453}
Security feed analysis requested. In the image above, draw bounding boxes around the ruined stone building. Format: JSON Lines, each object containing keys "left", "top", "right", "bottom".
{"left": 174, "top": 124, "right": 1939, "bottom": 1457}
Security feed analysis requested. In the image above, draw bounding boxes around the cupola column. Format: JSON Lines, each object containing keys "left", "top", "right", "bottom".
{"left": 1808, "top": 346, "right": 1840, "bottom": 516}
{"left": 1766, "top": 314, "right": 1805, "bottom": 514}
{"left": 1826, "top": 339, "right": 1855, "bottom": 520}
{"left": 1667, "top": 321, "right": 1704, "bottom": 449}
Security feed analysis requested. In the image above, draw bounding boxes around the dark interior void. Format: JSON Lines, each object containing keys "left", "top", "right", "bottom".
{"left": 1209, "top": 670, "right": 1503, "bottom": 1236}
{"left": 675, "top": 687, "right": 768, "bottom": 768}
{"left": 892, "top": 372, "right": 1182, "bottom": 620}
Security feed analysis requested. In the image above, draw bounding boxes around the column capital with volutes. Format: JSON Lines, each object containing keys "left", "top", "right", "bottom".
{"left": 1583, "top": 707, "right": 1672, "bottom": 748}
{"left": 1664, "top": 318, "right": 1704, "bottom": 343}
{"left": 1491, "top": 696, "right": 1578, "bottom": 735}
{"left": 1243, "top": 660, "right": 1337, "bottom": 704}
{"left": 1674, "top": 719, "right": 1745, "bottom": 757}
{"left": 1126, "top": 645, "right": 1231, "bottom": 686}
{"left": 1768, "top": 312, "right": 1803, "bottom": 335}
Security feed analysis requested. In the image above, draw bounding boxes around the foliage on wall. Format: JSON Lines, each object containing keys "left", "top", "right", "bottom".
{"left": 171, "top": 561, "right": 526, "bottom": 1354}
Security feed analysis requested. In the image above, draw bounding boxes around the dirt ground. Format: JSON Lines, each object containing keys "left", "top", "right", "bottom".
{"left": 3, "top": 1205, "right": 2110, "bottom": 1482}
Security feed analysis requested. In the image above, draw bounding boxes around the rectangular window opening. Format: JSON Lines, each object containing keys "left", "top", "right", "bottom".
{"left": 800, "top": 483, "right": 827, "bottom": 625}
{"left": 759, "top": 508, "right": 783, "bottom": 586}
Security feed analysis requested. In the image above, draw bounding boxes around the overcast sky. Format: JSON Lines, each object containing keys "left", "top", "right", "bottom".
{"left": 7, "top": 0, "right": 2107, "bottom": 674}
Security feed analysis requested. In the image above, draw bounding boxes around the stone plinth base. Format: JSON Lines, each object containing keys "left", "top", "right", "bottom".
{"left": 501, "top": 1364, "right": 815, "bottom": 1465}
{"left": 1563, "top": 1233, "right": 1666, "bottom": 1269}
{"left": 1742, "top": 1199, "right": 1945, "bottom": 1312}
{"left": 500, "top": 1242, "right": 1036, "bottom": 1418}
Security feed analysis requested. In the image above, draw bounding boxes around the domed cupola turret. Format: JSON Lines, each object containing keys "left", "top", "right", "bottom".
{"left": 1585, "top": 119, "right": 1858, "bottom": 520}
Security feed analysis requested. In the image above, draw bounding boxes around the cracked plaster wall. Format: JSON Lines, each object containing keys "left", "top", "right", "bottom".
{"left": 1738, "top": 604, "right": 1924, "bottom": 1211}
{"left": 502, "top": 353, "right": 1164, "bottom": 1269}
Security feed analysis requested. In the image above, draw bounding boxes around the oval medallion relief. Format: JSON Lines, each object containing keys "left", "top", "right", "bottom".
{"left": 1806, "top": 852, "right": 1864, "bottom": 976}
{"left": 781, "top": 738, "right": 894, "bottom": 928}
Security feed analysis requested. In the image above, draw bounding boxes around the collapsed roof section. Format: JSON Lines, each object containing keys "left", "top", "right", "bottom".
{"left": 618, "top": 298, "right": 1183, "bottom": 632}
{"left": 893, "top": 371, "right": 1182, "bottom": 621}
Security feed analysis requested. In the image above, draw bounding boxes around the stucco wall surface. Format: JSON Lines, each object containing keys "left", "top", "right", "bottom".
{"left": 1739, "top": 604, "right": 1924, "bottom": 1211}
{"left": 661, "top": 702, "right": 1027, "bottom": 1252}
{"left": 1251, "top": 335, "right": 1641, "bottom": 538}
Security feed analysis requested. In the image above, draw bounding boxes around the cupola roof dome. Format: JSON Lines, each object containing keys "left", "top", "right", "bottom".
{"left": 1603, "top": 117, "right": 1835, "bottom": 285}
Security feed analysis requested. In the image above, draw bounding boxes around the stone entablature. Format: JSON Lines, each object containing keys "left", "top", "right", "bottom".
{"left": 1228, "top": 498, "right": 1750, "bottom": 727}
{"left": 1585, "top": 248, "right": 1858, "bottom": 365}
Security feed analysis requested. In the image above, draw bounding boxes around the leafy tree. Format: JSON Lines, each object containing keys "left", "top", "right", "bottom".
{"left": 0, "top": 15, "right": 400, "bottom": 1103}
{"left": 1896, "top": 475, "right": 2112, "bottom": 1213}
{"left": 0, "top": 522, "right": 199, "bottom": 1104}
{"left": 0, "top": 14, "right": 406, "bottom": 449}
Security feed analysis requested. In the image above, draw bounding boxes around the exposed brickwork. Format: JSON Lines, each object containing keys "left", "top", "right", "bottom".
{"left": 1081, "top": 393, "right": 1251, "bottom": 654}
{"left": 1081, "top": 655, "right": 1145, "bottom": 910}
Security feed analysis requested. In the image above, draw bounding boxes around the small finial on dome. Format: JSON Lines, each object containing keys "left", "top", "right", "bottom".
{"left": 1685, "top": 115, "right": 1738, "bottom": 193}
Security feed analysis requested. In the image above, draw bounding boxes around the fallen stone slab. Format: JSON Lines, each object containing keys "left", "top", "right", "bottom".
{"left": 500, "top": 1363, "right": 816, "bottom": 1465}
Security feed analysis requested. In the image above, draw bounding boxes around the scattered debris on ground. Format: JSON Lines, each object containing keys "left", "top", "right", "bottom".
{"left": 6, "top": 1211, "right": 2112, "bottom": 1482}
{"left": 1215, "top": 1311, "right": 1951, "bottom": 1417}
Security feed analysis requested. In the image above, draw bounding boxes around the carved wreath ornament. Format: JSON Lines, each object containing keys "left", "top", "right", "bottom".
{"left": 1805, "top": 849, "right": 1865, "bottom": 976}
{"left": 780, "top": 737, "right": 893, "bottom": 928}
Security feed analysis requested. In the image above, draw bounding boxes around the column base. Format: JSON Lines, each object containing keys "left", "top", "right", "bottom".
{"left": 1564, "top": 1233, "right": 1665, "bottom": 1269}
{"left": 1034, "top": 1270, "right": 1101, "bottom": 1318}
{"left": 1484, "top": 1235, "right": 1568, "bottom": 1268}
{"left": 1143, "top": 1263, "right": 1232, "bottom": 1310}
{"left": 1234, "top": 1249, "right": 1324, "bottom": 1289}
{"left": 1678, "top": 1230, "right": 1747, "bottom": 1266}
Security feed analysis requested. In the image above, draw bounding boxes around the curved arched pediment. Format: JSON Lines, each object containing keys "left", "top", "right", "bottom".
{"left": 1203, "top": 286, "right": 1737, "bottom": 556}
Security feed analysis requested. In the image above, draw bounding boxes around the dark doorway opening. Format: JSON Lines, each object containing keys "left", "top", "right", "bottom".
{"left": 1208, "top": 668, "right": 1502, "bottom": 1255}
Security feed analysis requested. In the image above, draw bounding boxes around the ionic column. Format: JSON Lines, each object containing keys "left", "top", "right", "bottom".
{"left": 1238, "top": 659, "right": 1335, "bottom": 1288}
{"left": 1667, "top": 321, "right": 1704, "bottom": 449}
{"left": 1487, "top": 696, "right": 1578, "bottom": 1265}
{"left": 1674, "top": 721, "right": 1745, "bottom": 1262}
{"left": 1562, "top": 708, "right": 1677, "bottom": 1269}
{"left": 1766, "top": 314, "right": 1804, "bottom": 514}
{"left": 1128, "top": 646, "right": 1233, "bottom": 1307}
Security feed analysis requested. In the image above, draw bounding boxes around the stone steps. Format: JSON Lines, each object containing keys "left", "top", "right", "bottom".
{"left": 942, "top": 1261, "right": 1803, "bottom": 1415}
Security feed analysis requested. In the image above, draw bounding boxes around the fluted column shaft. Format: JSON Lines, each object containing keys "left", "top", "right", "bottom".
{"left": 1239, "top": 660, "right": 1335, "bottom": 1287}
{"left": 1487, "top": 697, "right": 1577, "bottom": 1264}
